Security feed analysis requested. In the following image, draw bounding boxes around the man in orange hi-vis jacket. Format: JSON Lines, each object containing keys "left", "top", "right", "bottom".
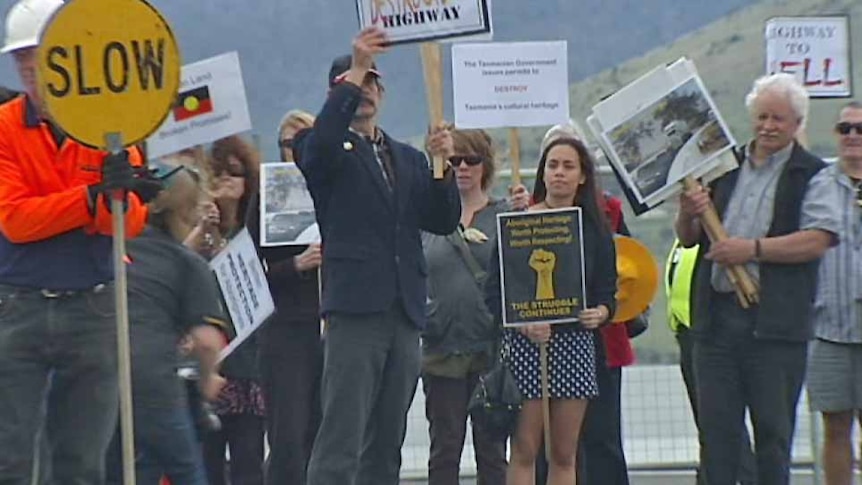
{"left": 0, "top": 0, "right": 162, "bottom": 483}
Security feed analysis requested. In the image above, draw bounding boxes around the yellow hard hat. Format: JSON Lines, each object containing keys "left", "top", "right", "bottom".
{"left": 612, "top": 236, "right": 659, "bottom": 323}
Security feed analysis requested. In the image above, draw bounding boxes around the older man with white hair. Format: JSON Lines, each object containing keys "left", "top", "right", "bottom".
{"left": 675, "top": 73, "right": 840, "bottom": 485}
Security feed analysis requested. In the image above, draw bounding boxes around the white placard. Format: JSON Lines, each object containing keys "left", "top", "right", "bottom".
{"left": 211, "top": 228, "right": 275, "bottom": 360}
{"left": 587, "top": 61, "right": 738, "bottom": 209}
{"left": 147, "top": 52, "right": 253, "bottom": 158}
{"left": 356, "top": 0, "right": 491, "bottom": 45}
{"left": 452, "top": 41, "right": 569, "bottom": 129}
{"left": 260, "top": 162, "right": 319, "bottom": 247}
{"left": 765, "top": 16, "right": 851, "bottom": 98}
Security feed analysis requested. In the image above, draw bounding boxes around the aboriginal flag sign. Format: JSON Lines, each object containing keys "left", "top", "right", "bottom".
{"left": 173, "top": 86, "right": 213, "bottom": 121}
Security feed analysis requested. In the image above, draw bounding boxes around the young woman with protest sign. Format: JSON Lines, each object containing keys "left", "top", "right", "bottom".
{"left": 485, "top": 137, "right": 617, "bottom": 484}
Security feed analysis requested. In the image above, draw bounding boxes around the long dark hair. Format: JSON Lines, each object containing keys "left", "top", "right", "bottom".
{"left": 532, "top": 137, "right": 610, "bottom": 233}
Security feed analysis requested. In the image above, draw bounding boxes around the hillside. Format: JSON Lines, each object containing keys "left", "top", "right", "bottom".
{"left": 543, "top": 0, "right": 862, "bottom": 361}
{"left": 502, "top": 0, "right": 862, "bottom": 168}
{"left": 0, "top": 0, "right": 758, "bottom": 160}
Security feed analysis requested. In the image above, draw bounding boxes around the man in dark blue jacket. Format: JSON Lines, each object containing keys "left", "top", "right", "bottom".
{"left": 296, "top": 27, "right": 460, "bottom": 485}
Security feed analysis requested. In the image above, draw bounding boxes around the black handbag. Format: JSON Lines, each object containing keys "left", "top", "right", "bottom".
{"left": 447, "top": 225, "right": 522, "bottom": 439}
{"left": 467, "top": 344, "right": 523, "bottom": 441}
{"left": 625, "top": 307, "right": 651, "bottom": 339}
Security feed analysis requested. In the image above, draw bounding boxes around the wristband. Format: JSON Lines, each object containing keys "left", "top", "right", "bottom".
{"left": 754, "top": 239, "right": 762, "bottom": 262}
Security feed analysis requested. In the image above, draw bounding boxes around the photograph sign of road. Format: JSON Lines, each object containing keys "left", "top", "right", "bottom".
{"left": 37, "top": 0, "right": 180, "bottom": 149}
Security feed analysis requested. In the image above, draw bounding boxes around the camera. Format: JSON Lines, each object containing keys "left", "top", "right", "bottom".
{"left": 177, "top": 360, "right": 221, "bottom": 435}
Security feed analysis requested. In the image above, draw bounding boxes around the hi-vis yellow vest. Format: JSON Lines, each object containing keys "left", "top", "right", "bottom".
{"left": 665, "top": 239, "right": 699, "bottom": 331}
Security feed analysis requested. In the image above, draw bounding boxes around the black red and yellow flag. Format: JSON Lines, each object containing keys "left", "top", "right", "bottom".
{"left": 173, "top": 86, "right": 214, "bottom": 122}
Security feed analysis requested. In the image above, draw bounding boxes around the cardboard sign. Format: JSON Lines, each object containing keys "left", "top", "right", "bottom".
{"left": 211, "top": 228, "right": 275, "bottom": 360}
{"left": 356, "top": 0, "right": 491, "bottom": 45}
{"left": 147, "top": 52, "right": 252, "bottom": 158}
{"left": 260, "top": 162, "right": 319, "bottom": 247}
{"left": 766, "top": 16, "right": 851, "bottom": 98}
{"left": 452, "top": 41, "right": 569, "bottom": 129}
{"left": 37, "top": 0, "right": 180, "bottom": 149}
{"left": 587, "top": 59, "right": 738, "bottom": 209}
{"left": 496, "top": 208, "right": 586, "bottom": 327}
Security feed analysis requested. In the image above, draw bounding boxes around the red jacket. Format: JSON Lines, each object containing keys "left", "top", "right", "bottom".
{"left": 600, "top": 195, "right": 635, "bottom": 368}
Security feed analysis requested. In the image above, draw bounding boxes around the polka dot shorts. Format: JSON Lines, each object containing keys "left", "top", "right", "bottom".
{"left": 504, "top": 326, "right": 598, "bottom": 400}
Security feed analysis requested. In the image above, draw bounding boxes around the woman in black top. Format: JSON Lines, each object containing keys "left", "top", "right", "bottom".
{"left": 246, "top": 109, "right": 323, "bottom": 485}
{"left": 486, "top": 137, "right": 617, "bottom": 484}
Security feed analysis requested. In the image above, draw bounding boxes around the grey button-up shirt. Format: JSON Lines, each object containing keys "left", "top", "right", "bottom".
{"left": 711, "top": 143, "right": 794, "bottom": 292}
{"left": 810, "top": 162, "right": 862, "bottom": 343}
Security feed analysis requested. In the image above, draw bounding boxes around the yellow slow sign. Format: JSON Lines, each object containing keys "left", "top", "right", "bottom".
{"left": 37, "top": 0, "right": 180, "bottom": 149}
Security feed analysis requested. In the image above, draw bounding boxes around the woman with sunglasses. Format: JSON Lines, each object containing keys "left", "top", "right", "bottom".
{"left": 485, "top": 137, "right": 617, "bottom": 484}
{"left": 194, "top": 135, "right": 266, "bottom": 485}
{"left": 421, "top": 129, "right": 529, "bottom": 484}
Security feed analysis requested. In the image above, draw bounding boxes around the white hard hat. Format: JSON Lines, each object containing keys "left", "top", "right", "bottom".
{"left": 1, "top": 0, "right": 64, "bottom": 54}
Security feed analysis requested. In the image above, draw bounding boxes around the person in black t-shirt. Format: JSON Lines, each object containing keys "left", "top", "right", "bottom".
{"left": 105, "top": 160, "right": 229, "bottom": 485}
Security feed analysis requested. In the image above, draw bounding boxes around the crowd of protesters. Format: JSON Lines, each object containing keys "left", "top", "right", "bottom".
{"left": 1, "top": 1, "right": 862, "bottom": 485}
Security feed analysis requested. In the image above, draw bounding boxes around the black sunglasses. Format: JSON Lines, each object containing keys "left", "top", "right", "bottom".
{"left": 278, "top": 138, "right": 293, "bottom": 149}
{"left": 449, "top": 155, "right": 485, "bottom": 167}
{"left": 836, "top": 122, "right": 862, "bottom": 135}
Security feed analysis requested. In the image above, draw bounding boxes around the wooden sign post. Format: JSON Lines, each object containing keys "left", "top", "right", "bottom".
{"left": 507, "top": 127, "right": 550, "bottom": 460}
{"left": 509, "top": 127, "right": 522, "bottom": 186}
{"left": 682, "top": 177, "right": 759, "bottom": 307}
{"left": 420, "top": 42, "right": 445, "bottom": 179}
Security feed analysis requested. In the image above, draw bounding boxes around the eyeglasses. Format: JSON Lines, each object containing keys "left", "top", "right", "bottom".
{"left": 278, "top": 138, "right": 293, "bottom": 149}
{"left": 836, "top": 122, "right": 862, "bottom": 135}
{"left": 449, "top": 155, "right": 485, "bottom": 167}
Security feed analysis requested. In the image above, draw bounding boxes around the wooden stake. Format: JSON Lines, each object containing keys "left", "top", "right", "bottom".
{"left": 540, "top": 342, "right": 551, "bottom": 462}
{"left": 509, "top": 127, "right": 521, "bottom": 186}
{"left": 420, "top": 42, "right": 445, "bottom": 179}
{"left": 682, "top": 176, "right": 759, "bottom": 307}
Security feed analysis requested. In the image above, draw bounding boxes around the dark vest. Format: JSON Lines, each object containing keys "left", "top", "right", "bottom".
{"left": 690, "top": 142, "right": 826, "bottom": 342}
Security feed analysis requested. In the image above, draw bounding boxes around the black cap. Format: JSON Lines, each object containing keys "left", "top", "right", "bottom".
{"left": 328, "top": 54, "right": 382, "bottom": 87}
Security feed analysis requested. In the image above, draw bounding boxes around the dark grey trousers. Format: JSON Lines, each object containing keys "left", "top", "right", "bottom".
{"left": 694, "top": 294, "right": 806, "bottom": 485}
{"left": 258, "top": 319, "right": 322, "bottom": 485}
{"left": 306, "top": 304, "right": 420, "bottom": 485}
{"left": 0, "top": 285, "right": 119, "bottom": 485}
{"left": 422, "top": 372, "right": 507, "bottom": 485}
{"left": 678, "top": 326, "right": 758, "bottom": 485}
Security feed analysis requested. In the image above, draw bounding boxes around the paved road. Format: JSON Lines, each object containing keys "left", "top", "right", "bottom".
{"left": 403, "top": 469, "right": 825, "bottom": 484}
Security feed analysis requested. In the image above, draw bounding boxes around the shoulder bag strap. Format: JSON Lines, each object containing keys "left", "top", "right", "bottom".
{"left": 445, "top": 225, "right": 487, "bottom": 288}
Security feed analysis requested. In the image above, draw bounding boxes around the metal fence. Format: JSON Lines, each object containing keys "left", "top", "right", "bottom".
{"left": 399, "top": 364, "right": 824, "bottom": 481}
